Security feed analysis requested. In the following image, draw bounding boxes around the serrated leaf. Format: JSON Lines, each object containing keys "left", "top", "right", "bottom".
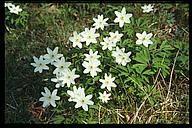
{"left": 132, "top": 64, "right": 147, "bottom": 74}
{"left": 160, "top": 41, "right": 174, "bottom": 51}
{"left": 142, "top": 70, "right": 155, "bottom": 75}
{"left": 141, "top": 75, "right": 149, "bottom": 83}
{"left": 52, "top": 115, "right": 64, "bottom": 124}
{"left": 117, "top": 65, "right": 128, "bottom": 72}
{"left": 134, "top": 50, "right": 150, "bottom": 64}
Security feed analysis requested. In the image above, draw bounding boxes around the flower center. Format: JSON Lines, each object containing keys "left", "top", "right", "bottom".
{"left": 48, "top": 96, "right": 51, "bottom": 99}
{"left": 60, "top": 65, "right": 64, "bottom": 68}
{"left": 67, "top": 76, "right": 71, "bottom": 79}
{"left": 106, "top": 81, "right": 109, "bottom": 84}
{"left": 90, "top": 65, "right": 93, "bottom": 69}
{"left": 142, "top": 37, "right": 146, "bottom": 41}
{"left": 120, "top": 16, "right": 124, "bottom": 20}
{"left": 88, "top": 35, "right": 91, "bottom": 39}
{"left": 81, "top": 99, "right": 85, "bottom": 103}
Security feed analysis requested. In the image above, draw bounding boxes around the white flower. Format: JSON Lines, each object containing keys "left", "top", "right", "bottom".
{"left": 141, "top": 4, "right": 154, "bottom": 13}
{"left": 99, "top": 91, "right": 111, "bottom": 103}
{"left": 109, "top": 31, "right": 123, "bottom": 44}
{"left": 44, "top": 47, "right": 63, "bottom": 65}
{"left": 31, "top": 56, "right": 49, "bottom": 73}
{"left": 136, "top": 31, "right": 153, "bottom": 47}
{"left": 93, "top": 14, "right": 109, "bottom": 30}
{"left": 51, "top": 73, "right": 65, "bottom": 88}
{"left": 53, "top": 57, "right": 71, "bottom": 74}
{"left": 8, "top": 4, "right": 22, "bottom": 15}
{"left": 80, "top": 28, "right": 100, "bottom": 46}
{"left": 112, "top": 47, "right": 131, "bottom": 66}
{"left": 84, "top": 49, "right": 101, "bottom": 62}
{"left": 67, "top": 86, "right": 94, "bottom": 111}
{"left": 100, "top": 37, "right": 116, "bottom": 51}
{"left": 114, "top": 7, "right": 132, "bottom": 27}
{"left": 67, "top": 86, "right": 85, "bottom": 102}
{"left": 74, "top": 94, "right": 94, "bottom": 111}
{"left": 58, "top": 68, "right": 80, "bottom": 87}
{"left": 39, "top": 87, "right": 60, "bottom": 107}
{"left": 99, "top": 73, "right": 117, "bottom": 91}
{"left": 5, "top": 3, "right": 14, "bottom": 9}
{"left": 120, "top": 52, "right": 132, "bottom": 66}
{"left": 112, "top": 46, "right": 125, "bottom": 58}
{"left": 69, "top": 31, "right": 83, "bottom": 48}
{"left": 82, "top": 60, "right": 101, "bottom": 77}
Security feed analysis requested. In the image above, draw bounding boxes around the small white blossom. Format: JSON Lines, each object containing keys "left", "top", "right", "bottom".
{"left": 112, "top": 47, "right": 131, "bottom": 66}
{"left": 44, "top": 47, "right": 63, "bottom": 65}
{"left": 82, "top": 60, "right": 101, "bottom": 77}
{"left": 109, "top": 31, "right": 123, "bottom": 44}
{"left": 100, "top": 37, "right": 116, "bottom": 51}
{"left": 80, "top": 28, "right": 100, "bottom": 46}
{"left": 31, "top": 56, "right": 49, "bottom": 73}
{"left": 39, "top": 87, "right": 60, "bottom": 107}
{"left": 93, "top": 14, "right": 109, "bottom": 30}
{"left": 51, "top": 73, "right": 65, "bottom": 88}
{"left": 5, "top": 3, "right": 14, "bottom": 9}
{"left": 53, "top": 57, "right": 71, "bottom": 74}
{"left": 8, "top": 4, "right": 22, "bottom": 15}
{"left": 84, "top": 49, "right": 101, "bottom": 62}
{"left": 67, "top": 86, "right": 85, "bottom": 102}
{"left": 73, "top": 94, "right": 94, "bottom": 111}
{"left": 99, "top": 73, "right": 117, "bottom": 91}
{"left": 99, "top": 91, "right": 111, "bottom": 103}
{"left": 136, "top": 31, "right": 153, "bottom": 47}
{"left": 114, "top": 7, "right": 132, "bottom": 27}
{"left": 69, "top": 31, "right": 83, "bottom": 48}
{"left": 141, "top": 4, "right": 154, "bottom": 13}
{"left": 112, "top": 46, "right": 125, "bottom": 58}
{"left": 58, "top": 68, "right": 80, "bottom": 87}
{"left": 120, "top": 52, "right": 132, "bottom": 66}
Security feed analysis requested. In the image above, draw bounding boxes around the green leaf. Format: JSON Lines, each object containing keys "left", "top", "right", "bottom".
{"left": 141, "top": 75, "right": 149, "bottom": 83}
{"left": 134, "top": 50, "right": 150, "bottom": 64}
{"left": 160, "top": 41, "right": 174, "bottom": 51}
{"left": 132, "top": 64, "right": 147, "bottom": 74}
{"left": 52, "top": 115, "right": 64, "bottom": 124}
{"left": 109, "top": 67, "right": 119, "bottom": 74}
{"left": 142, "top": 70, "right": 155, "bottom": 75}
{"left": 117, "top": 65, "right": 128, "bottom": 72}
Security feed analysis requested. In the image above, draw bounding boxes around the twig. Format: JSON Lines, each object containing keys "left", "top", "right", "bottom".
{"left": 117, "top": 109, "right": 119, "bottom": 124}
{"left": 98, "top": 105, "right": 101, "bottom": 124}
{"left": 181, "top": 27, "right": 189, "bottom": 34}
{"left": 180, "top": 72, "right": 189, "bottom": 80}
{"left": 166, "top": 50, "right": 179, "bottom": 100}
{"left": 6, "top": 104, "right": 17, "bottom": 110}
{"left": 11, "top": 92, "right": 18, "bottom": 107}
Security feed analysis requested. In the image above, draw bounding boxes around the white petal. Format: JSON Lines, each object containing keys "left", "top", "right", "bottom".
{"left": 82, "top": 104, "right": 88, "bottom": 111}
{"left": 136, "top": 39, "right": 143, "bottom": 44}
{"left": 50, "top": 100, "right": 56, "bottom": 107}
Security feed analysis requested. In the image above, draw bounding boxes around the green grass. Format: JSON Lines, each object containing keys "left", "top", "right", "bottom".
{"left": 5, "top": 3, "right": 189, "bottom": 124}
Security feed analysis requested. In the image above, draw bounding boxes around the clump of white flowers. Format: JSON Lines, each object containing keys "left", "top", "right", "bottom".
{"left": 141, "top": 4, "right": 154, "bottom": 13}
{"left": 67, "top": 86, "right": 94, "bottom": 111}
{"left": 5, "top": 2, "right": 22, "bottom": 15}
{"left": 82, "top": 49, "right": 102, "bottom": 77}
{"left": 112, "top": 47, "right": 132, "bottom": 66}
{"left": 31, "top": 6, "right": 155, "bottom": 111}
